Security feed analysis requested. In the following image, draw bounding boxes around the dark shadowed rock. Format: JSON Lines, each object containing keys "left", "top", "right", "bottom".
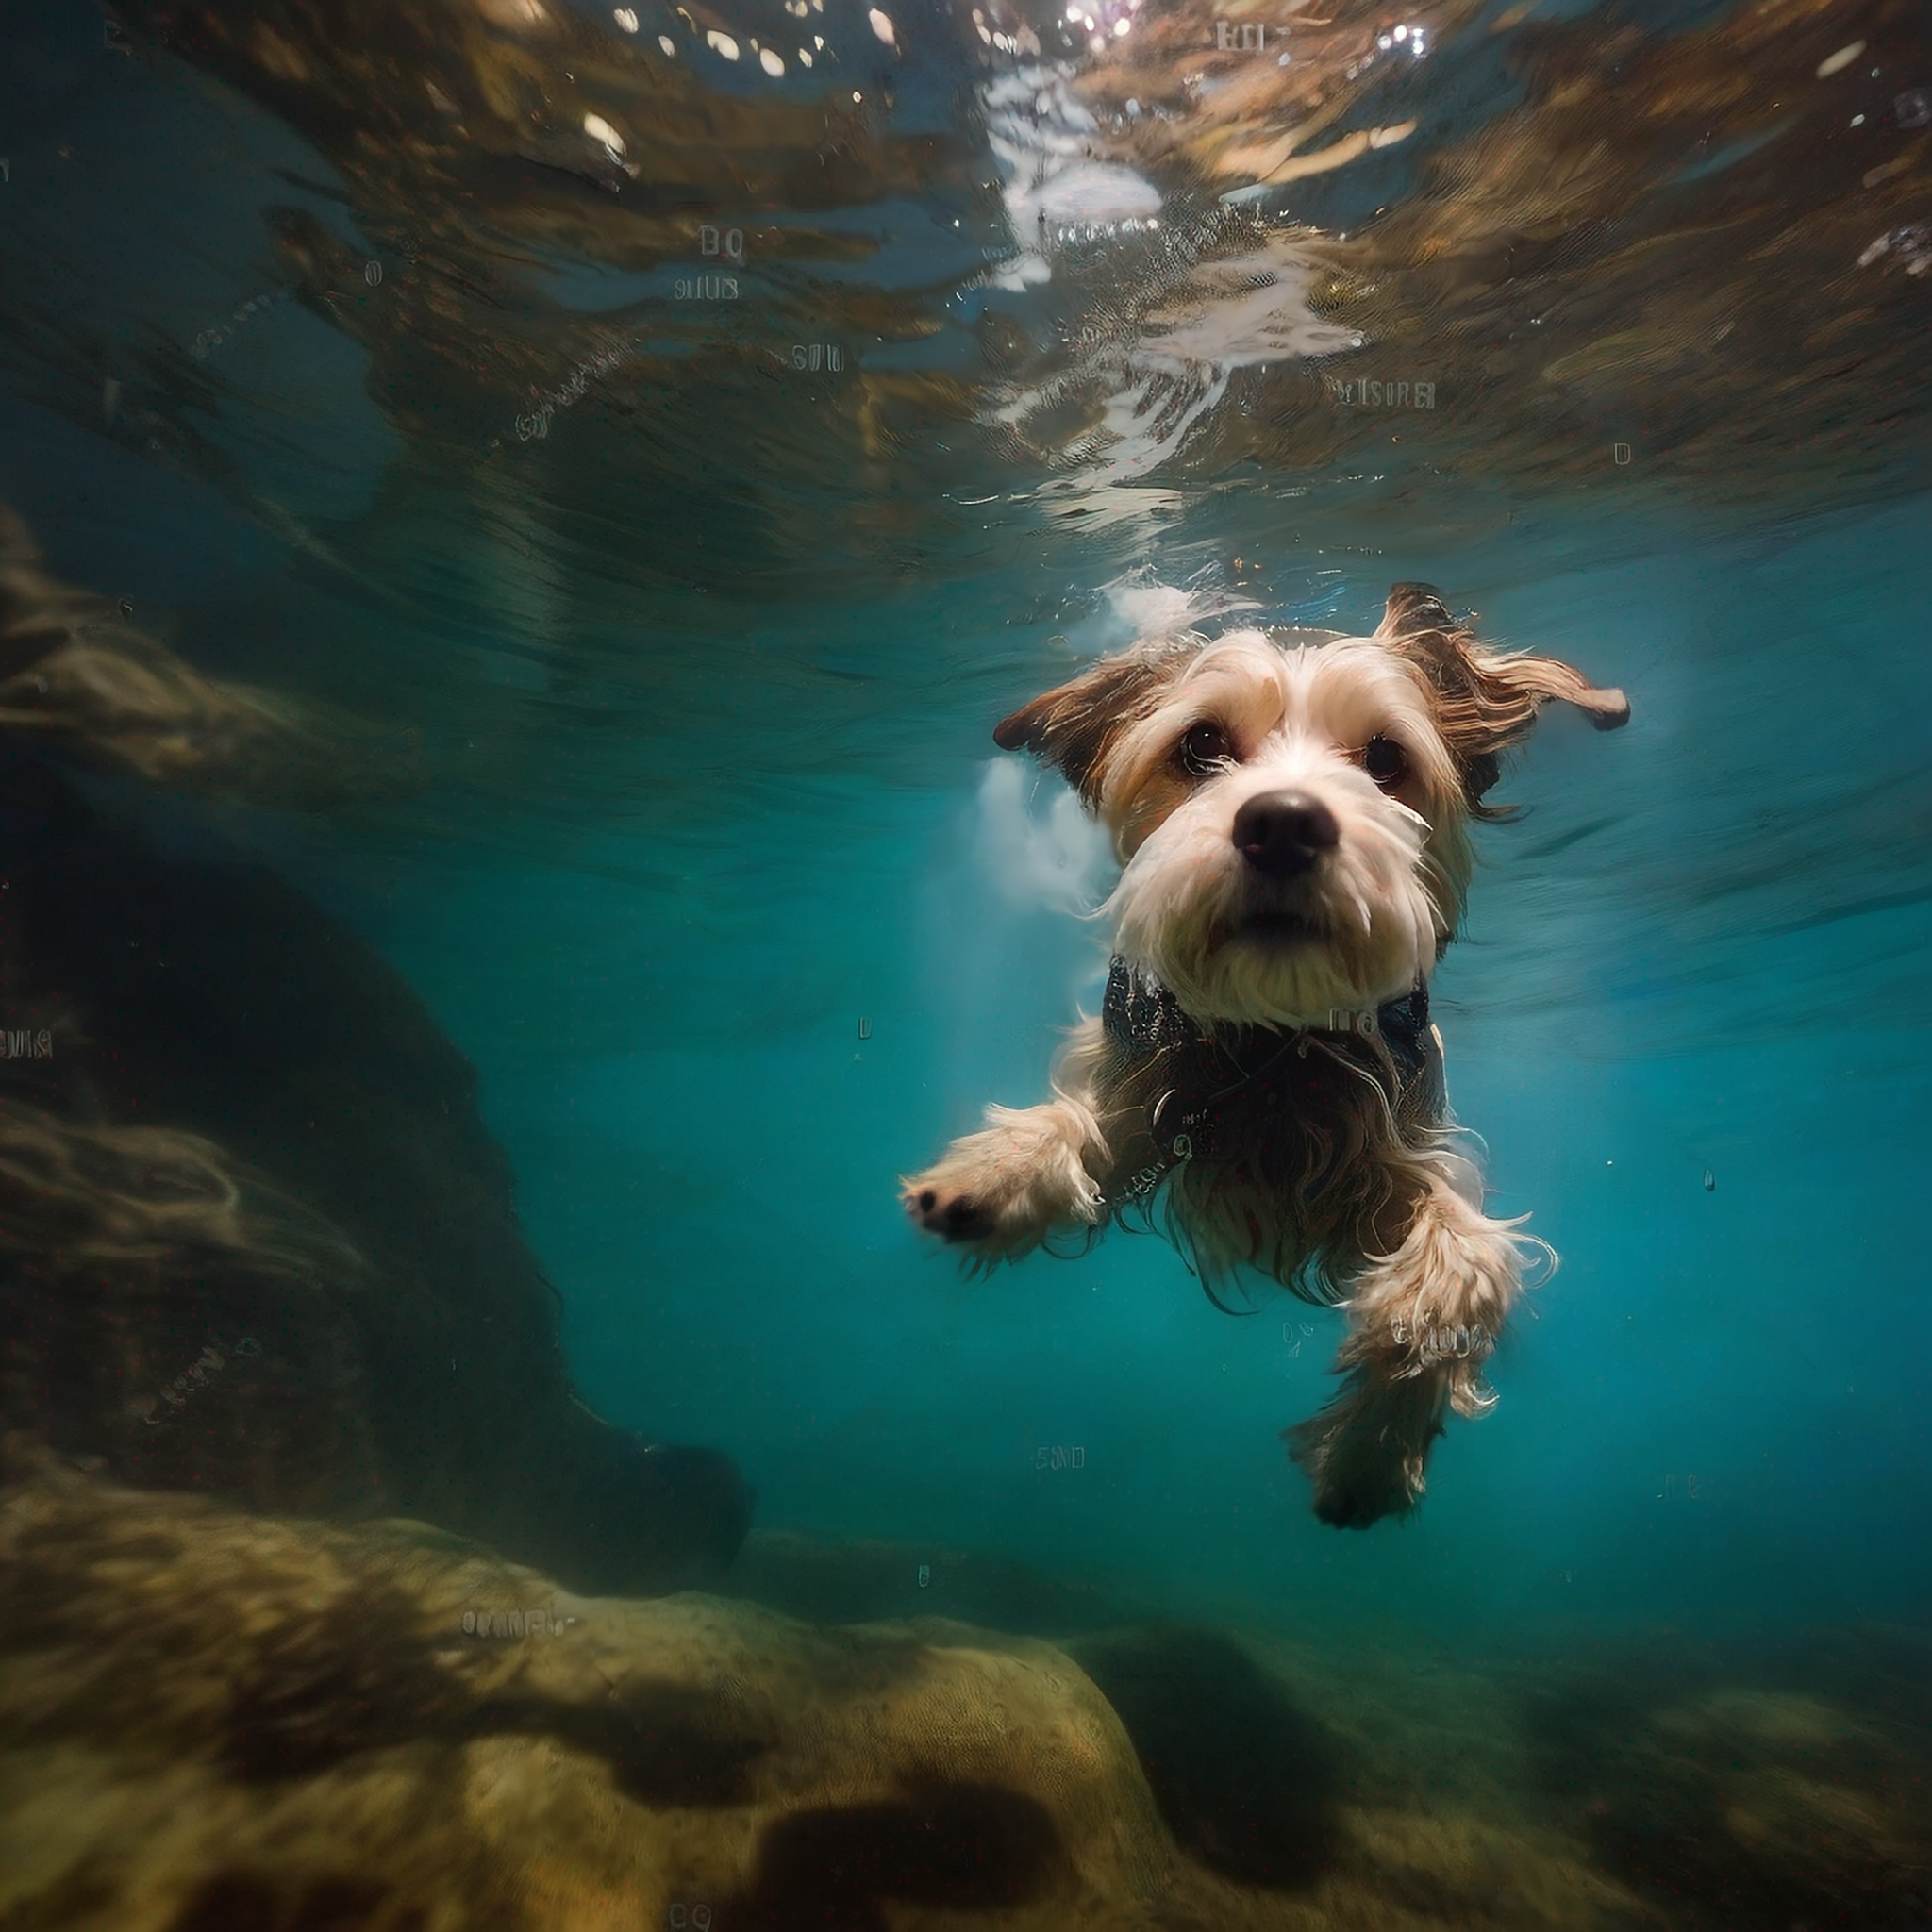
{"left": 1068, "top": 1623, "right": 1348, "bottom": 1890}
{"left": 0, "top": 750, "right": 748, "bottom": 1594}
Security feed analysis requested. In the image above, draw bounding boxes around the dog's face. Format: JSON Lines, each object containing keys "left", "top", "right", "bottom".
{"left": 995, "top": 584, "right": 1628, "bottom": 1027}
{"left": 1083, "top": 627, "right": 1463, "bottom": 1027}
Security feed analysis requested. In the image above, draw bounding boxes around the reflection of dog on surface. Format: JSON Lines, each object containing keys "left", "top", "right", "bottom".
{"left": 903, "top": 585, "right": 1628, "bottom": 1527}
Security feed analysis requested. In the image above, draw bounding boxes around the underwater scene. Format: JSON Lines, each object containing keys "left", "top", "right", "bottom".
{"left": 2, "top": 0, "right": 1930, "bottom": 1924}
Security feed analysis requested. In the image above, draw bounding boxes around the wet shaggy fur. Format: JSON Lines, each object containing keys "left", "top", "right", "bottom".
{"left": 905, "top": 584, "right": 1627, "bottom": 1528}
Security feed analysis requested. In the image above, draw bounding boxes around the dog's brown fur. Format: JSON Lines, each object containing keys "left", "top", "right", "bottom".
{"left": 907, "top": 585, "right": 1627, "bottom": 1527}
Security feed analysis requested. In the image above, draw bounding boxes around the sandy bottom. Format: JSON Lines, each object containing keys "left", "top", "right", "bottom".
{"left": 3, "top": 1470, "right": 1927, "bottom": 1932}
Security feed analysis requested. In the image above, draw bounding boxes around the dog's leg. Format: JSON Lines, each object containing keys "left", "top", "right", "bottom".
{"left": 901, "top": 1019, "right": 1113, "bottom": 1259}
{"left": 1287, "top": 1144, "right": 1524, "bottom": 1527}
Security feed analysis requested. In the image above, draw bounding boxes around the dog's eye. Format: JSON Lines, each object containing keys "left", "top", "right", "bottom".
{"left": 1175, "top": 722, "right": 1233, "bottom": 777}
{"left": 1362, "top": 734, "right": 1407, "bottom": 790}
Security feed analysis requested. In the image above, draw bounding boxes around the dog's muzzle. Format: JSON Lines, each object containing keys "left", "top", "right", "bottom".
{"left": 1231, "top": 791, "right": 1340, "bottom": 879}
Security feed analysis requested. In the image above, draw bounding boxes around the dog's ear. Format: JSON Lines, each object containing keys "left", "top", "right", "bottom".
{"left": 1375, "top": 582, "right": 1628, "bottom": 806}
{"left": 993, "top": 651, "right": 1175, "bottom": 806}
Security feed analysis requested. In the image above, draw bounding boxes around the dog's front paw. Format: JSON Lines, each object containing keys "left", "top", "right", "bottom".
{"left": 901, "top": 1104, "right": 1103, "bottom": 1257}
{"left": 902, "top": 1176, "right": 998, "bottom": 1242}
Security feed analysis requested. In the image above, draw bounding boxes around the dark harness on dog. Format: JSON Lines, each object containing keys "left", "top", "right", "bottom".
{"left": 1099, "top": 956, "right": 1433, "bottom": 1207}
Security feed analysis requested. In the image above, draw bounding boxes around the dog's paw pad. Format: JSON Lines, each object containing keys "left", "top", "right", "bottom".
{"left": 1309, "top": 1462, "right": 1424, "bottom": 1528}
{"left": 1285, "top": 1373, "right": 1442, "bottom": 1530}
{"left": 1311, "top": 1486, "right": 1385, "bottom": 1531}
{"left": 904, "top": 1184, "right": 993, "bottom": 1241}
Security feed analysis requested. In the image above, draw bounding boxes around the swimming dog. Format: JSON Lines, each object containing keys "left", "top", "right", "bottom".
{"left": 902, "top": 584, "right": 1627, "bottom": 1526}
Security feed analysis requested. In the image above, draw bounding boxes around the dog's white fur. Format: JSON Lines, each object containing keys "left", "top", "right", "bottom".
{"left": 1105, "top": 632, "right": 1459, "bottom": 1025}
{"left": 902, "top": 587, "right": 1627, "bottom": 1525}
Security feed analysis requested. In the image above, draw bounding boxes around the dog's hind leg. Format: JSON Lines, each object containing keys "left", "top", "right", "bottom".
{"left": 1286, "top": 1146, "right": 1526, "bottom": 1527}
{"left": 1285, "top": 1363, "right": 1450, "bottom": 1530}
{"left": 901, "top": 1018, "right": 1114, "bottom": 1260}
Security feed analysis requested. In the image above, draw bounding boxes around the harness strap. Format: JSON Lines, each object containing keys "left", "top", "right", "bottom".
{"left": 1101, "top": 958, "right": 1431, "bottom": 1203}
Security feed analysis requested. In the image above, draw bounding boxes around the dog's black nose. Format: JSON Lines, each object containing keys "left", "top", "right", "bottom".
{"left": 1232, "top": 792, "right": 1341, "bottom": 877}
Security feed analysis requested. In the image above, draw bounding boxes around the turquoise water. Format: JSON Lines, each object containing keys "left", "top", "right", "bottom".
{"left": 4, "top": 0, "right": 1931, "bottom": 1921}
{"left": 245, "top": 494, "right": 1932, "bottom": 1629}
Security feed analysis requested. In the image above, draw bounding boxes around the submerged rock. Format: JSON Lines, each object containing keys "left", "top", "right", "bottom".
{"left": 5, "top": 1467, "right": 1927, "bottom": 1929}
{"left": 0, "top": 1468, "right": 1172, "bottom": 1932}
{"left": 0, "top": 752, "right": 748, "bottom": 1595}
